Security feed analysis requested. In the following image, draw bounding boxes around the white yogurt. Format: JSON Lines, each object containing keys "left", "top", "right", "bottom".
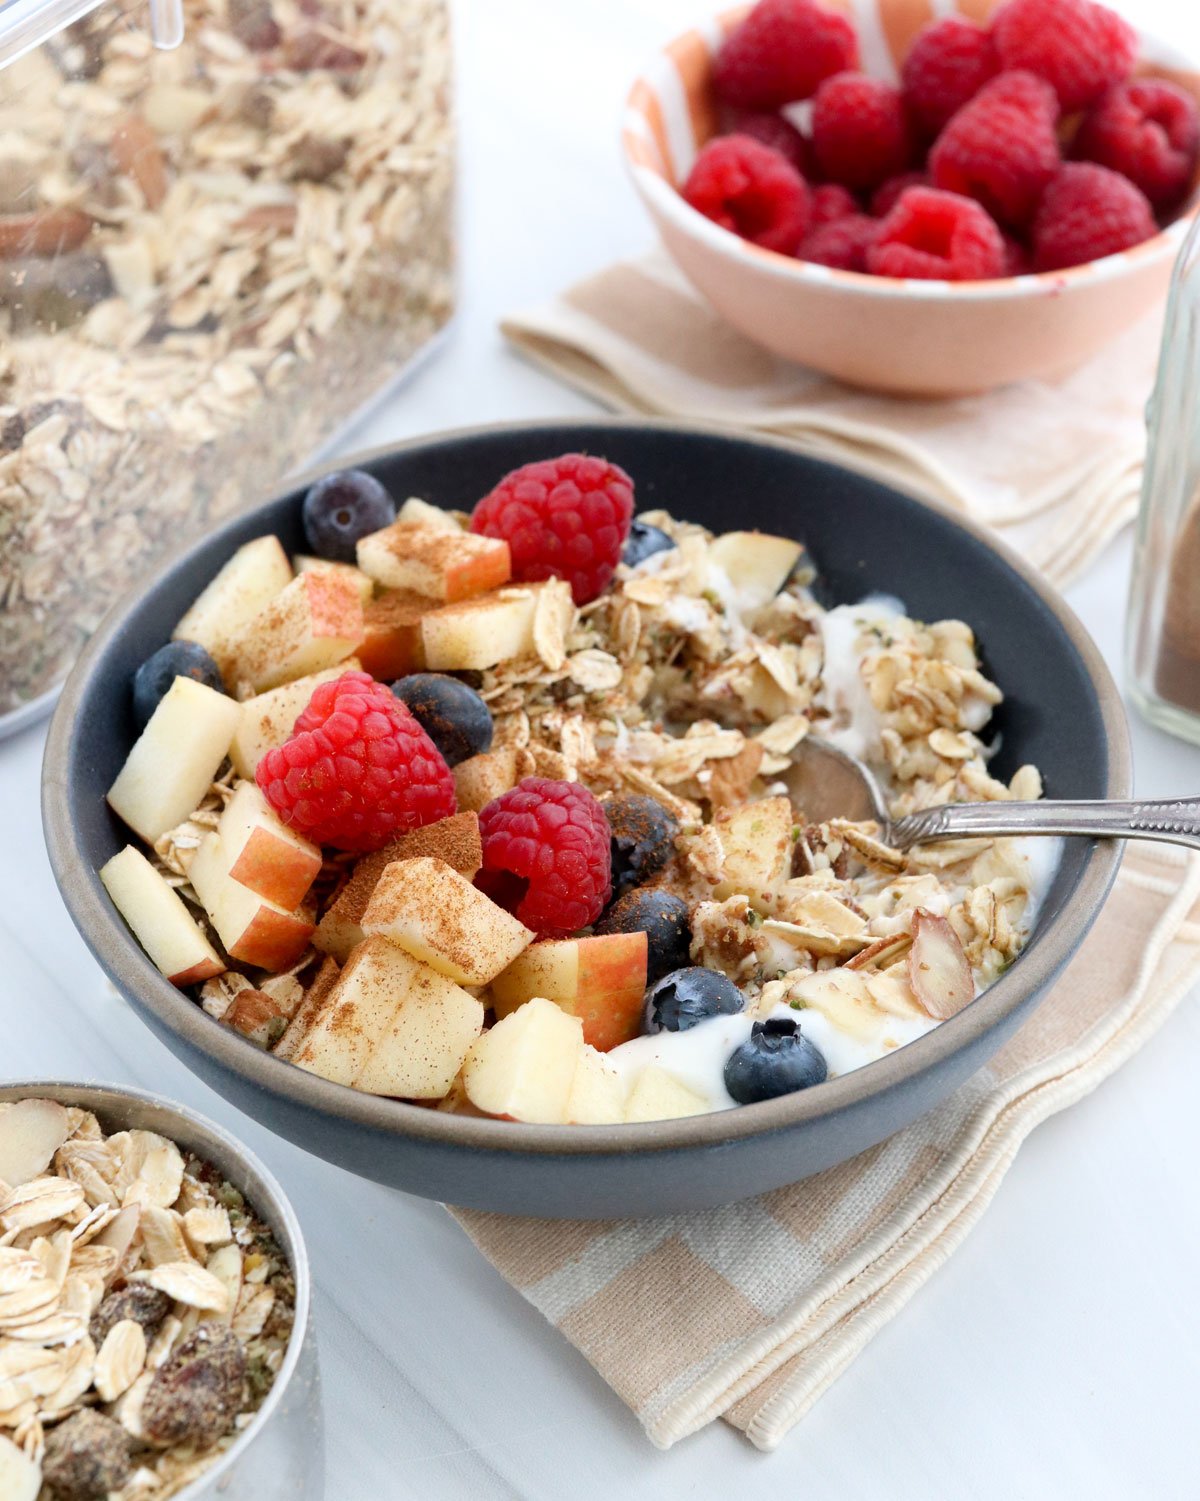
{"left": 817, "top": 596, "right": 906, "bottom": 760}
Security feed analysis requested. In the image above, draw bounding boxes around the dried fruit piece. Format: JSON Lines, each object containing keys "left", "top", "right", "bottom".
{"left": 0, "top": 207, "right": 92, "bottom": 259}
{"left": 908, "top": 909, "right": 974, "bottom": 1018}
{"left": 141, "top": 1324, "right": 247, "bottom": 1448}
{"left": 41, "top": 1409, "right": 131, "bottom": 1500}
{"left": 110, "top": 115, "right": 168, "bottom": 210}
{"left": 0, "top": 1098, "right": 70, "bottom": 1186}
{"left": 228, "top": 0, "right": 281, "bottom": 50}
{"left": 89, "top": 1284, "right": 170, "bottom": 1349}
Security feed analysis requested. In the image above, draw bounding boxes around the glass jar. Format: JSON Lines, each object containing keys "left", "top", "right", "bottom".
{"left": 0, "top": 0, "right": 454, "bottom": 725}
{"left": 1126, "top": 211, "right": 1200, "bottom": 744}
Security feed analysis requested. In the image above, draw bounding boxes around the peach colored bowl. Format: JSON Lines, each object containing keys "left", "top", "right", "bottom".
{"left": 622, "top": 0, "right": 1200, "bottom": 396}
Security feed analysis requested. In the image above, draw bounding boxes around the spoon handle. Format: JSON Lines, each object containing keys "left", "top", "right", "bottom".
{"left": 890, "top": 797, "right": 1200, "bottom": 852}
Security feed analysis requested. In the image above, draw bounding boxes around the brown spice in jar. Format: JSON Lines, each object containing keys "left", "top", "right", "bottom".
{"left": 1155, "top": 493, "right": 1200, "bottom": 710}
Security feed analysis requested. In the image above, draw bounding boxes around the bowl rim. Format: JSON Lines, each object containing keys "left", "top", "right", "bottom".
{"left": 42, "top": 416, "right": 1131, "bottom": 1161}
{"left": 621, "top": 9, "right": 1200, "bottom": 302}
{"left": 0, "top": 1079, "right": 314, "bottom": 1497}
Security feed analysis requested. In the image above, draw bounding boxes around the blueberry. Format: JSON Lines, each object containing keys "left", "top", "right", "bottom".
{"left": 604, "top": 793, "right": 679, "bottom": 898}
{"left": 623, "top": 519, "right": 677, "bottom": 568}
{"left": 390, "top": 672, "right": 493, "bottom": 767}
{"left": 644, "top": 965, "right": 743, "bottom": 1034}
{"left": 302, "top": 469, "right": 395, "bottom": 562}
{"left": 724, "top": 1018, "right": 827, "bottom": 1104}
{"left": 595, "top": 889, "right": 692, "bottom": 984}
{"left": 132, "top": 641, "right": 225, "bottom": 729}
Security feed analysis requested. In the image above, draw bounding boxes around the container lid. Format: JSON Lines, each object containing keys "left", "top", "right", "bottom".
{"left": 0, "top": 0, "right": 182, "bottom": 70}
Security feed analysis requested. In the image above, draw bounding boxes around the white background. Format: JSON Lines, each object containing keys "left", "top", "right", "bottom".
{"left": 4, "top": 0, "right": 1200, "bottom": 1494}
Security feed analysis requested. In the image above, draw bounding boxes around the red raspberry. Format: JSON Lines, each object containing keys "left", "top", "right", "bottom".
{"left": 901, "top": 16, "right": 998, "bottom": 137}
{"left": 1032, "top": 161, "right": 1157, "bottom": 271}
{"left": 718, "top": 109, "right": 812, "bottom": 174}
{"left": 470, "top": 453, "right": 634, "bottom": 606}
{"left": 681, "top": 134, "right": 811, "bottom": 255}
{"left": 929, "top": 70, "right": 1060, "bottom": 227}
{"left": 799, "top": 213, "right": 879, "bottom": 271}
{"left": 476, "top": 778, "right": 612, "bottom": 938}
{"left": 713, "top": 0, "right": 858, "bottom": 111}
{"left": 256, "top": 671, "right": 455, "bottom": 853}
{"left": 1074, "top": 80, "right": 1200, "bottom": 213}
{"left": 1002, "top": 231, "right": 1032, "bottom": 276}
{"left": 809, "top": 183, "right": 859, "bottom": 229}
{"left": 991, "top": 0, "right": 1136, "bottom": 114}
{"left": 867, "top": 186, "right": 1006, "bottom": 281}
{"left": 870, "top": 170, "right": 928, "bottom": 218}
{"left": 812, "top": 72, "right": 913, "bottom": 192}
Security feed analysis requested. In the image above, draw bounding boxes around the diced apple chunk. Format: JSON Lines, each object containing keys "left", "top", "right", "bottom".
{"left": 362, "top": 857, "right": 532, "bottom": 985}
{"left": 222, "top": 572, "right": 364, "bottom": 694}
{"left": 708, "top": 531, "right": 804, "bottom": 610}
{"left": 461, "top": 996, "right": 584, "bottom": 1123}
{"left": 293, "top": 555, "right": 375, "bottom": 605}
{"left": 452, "top": 747, "right": 519, "bottom": 812}
{"left": 567, "top": 1045, "right": 627, "bottom": 1124}
{"left": 100, "top": 845, "right": 224, "bottom": 986}
{"left": 358, "top": 521, "right": 511, "bottom": 603}
{"left": 491, "top": 932, "right": 647, "bottom": 1051}
{"left": 228, "top": 665, "right": 355, "bottom": 779}
{"left": 217, "top": 781, "right": 321, "bottom": 911}
{"left": 174, "top": 536, "right": 293, "bottom": 670}
{"left": 313, "top": 813, "right": 483, "bottom": 962}
{"left": 189, "top": 833, "right": 314, "bottom": 973}
{"left": 397, "top": 497, "right": 460, "bottom": 531}
{"left": 712, "top": 795, "right": 795, "bottom": 905}
{"left": 274, "top": 955, "right": 341, "bottom": 1062}
{"left": 420, "top": 582, "right": 573, "bottom": 671}
{"left": 354, "top": 963, "right": 484, "bottom": 1099}
{"left": 355, "top": 589, "right": 434, "bottom": 681}
{"left": 623, "top": 1065, "right": 708, "bottom": 1122}
{"left": 107, "top": 677, "right": 240, "bottom": 844}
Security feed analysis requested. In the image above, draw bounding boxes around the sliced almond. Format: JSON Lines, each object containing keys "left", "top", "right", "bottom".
{"left": 133, "top": 1260, "right": 230, "bottom": 1313}
{"left": 908, "top": 909, "right": 975, "bottom": 1019}
{"left": 94, "top": 1318, "right": 146, "bottom": 1401}
{"left": 204, "top": 1244, "right": 242, "bottom": 1325}
{"left": 845, "top": 932, "right": 913, "bottom": 971}
{"left": 89, "top": 1205, "right": 140, "bottom": 1275}
{"left": 0, "top": 1432, "right": 40, "bottom": 1501}
{"left": 110, "top": 115, "right": 168, "bottom": 209}
{"left": 0, "top": 1102, "right": 71, "bottom": 1188}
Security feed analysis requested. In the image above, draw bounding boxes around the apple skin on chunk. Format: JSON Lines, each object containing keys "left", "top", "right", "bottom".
{"left": 623, "top": 1065, "right": 708, "bottom": 1123}
{"left": 708, "top": 531, "right": 804, "bottom": 611}
{"left": 218, "top": 781, "right": 321, "bottom": 911}
{"left": 228, "top": 664, "right": 356, "bottom": 780}
{"left": 462, "top": 996, "right": 585, "bottom": 1124}
{"left": 99, "top": 845, "right": 224, "bottom": 987}
{"left": 491, "top": 931, "right": 648, "bottom": 1051}
{"left": 420, "top": 581, "right": 574, "bottom": 671}
{"left": 107, "top": 676, "right": 241, "bottom": 844}
{"left": 221, "top": 571, "right": 364, "bottom": 694}
{"left": 354, "top": 589, "right": 434, "bottom": 681}
{"left": 357, "top": 520, "right": 511, "bottom": 602}
{"left": 362, "top": 856, "right": 532, "bottom": 986}
{"left": 189, "top": 832, "right": 314, "bottom": 973}
{"left": 174, "top": 535, "right": 293, "bottom": 671}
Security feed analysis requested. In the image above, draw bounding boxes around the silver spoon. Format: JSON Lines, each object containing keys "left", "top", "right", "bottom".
{"left": 786, "top": 737, "right": 1200, "bottom": 852}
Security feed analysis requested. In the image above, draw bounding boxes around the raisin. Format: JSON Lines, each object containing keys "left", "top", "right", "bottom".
{"left": 141, "top": 1324, "right": 247, "bottom": 1449}
{"left": 89, "top": 1284, "right": 170, "bottom": 1348}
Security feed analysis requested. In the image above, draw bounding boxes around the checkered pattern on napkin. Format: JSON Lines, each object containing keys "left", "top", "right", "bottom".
{"left": 500, "top": 251, "right": 1160, "bottom": 587}
{"left": 453, "top": 846, "right": 1200, "bottom": 1449}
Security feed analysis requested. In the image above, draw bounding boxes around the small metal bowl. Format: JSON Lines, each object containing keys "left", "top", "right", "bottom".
{"left": 0, "top": 1081, "right": 323, "bottom": 1500}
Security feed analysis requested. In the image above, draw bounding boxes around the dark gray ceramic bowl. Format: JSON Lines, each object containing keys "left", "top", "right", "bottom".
{"left": 42, "top": 419, "right": 1129, "bottom": 1218}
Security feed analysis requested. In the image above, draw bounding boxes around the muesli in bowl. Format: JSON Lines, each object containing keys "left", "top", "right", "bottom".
{"left": 0, "top": 1087, "right": 314, "bottom": 1501}
{"left": 92, "top": 453, "right": 1056, "bottom": 1125}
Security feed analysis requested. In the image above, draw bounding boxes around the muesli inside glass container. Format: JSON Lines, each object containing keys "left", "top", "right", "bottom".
{"left": 0, "top": 0, "right": 454, "bottom": 725}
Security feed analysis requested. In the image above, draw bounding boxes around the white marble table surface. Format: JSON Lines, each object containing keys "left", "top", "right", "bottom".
{"left": 5, "top": 0, "right": 1200, "bottom": 1494}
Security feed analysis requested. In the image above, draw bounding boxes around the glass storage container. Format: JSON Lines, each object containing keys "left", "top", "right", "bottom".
{"left": 1127, "top": 212, "right": 1200, "bottom": 743}
{"left": 0, "top": 0, "right": 454, "bottom": 725}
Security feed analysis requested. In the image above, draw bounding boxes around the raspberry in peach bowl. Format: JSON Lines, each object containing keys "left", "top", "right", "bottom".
{"left": 95, "top": 452, "right": 1059, "bottom": 1127}
{"left": 623, "top": 0, "right": 1200, "bottom": 393}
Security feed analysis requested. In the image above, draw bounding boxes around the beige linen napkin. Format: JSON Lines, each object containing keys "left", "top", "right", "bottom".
{"left": 453, "top": 843, "right": 1200, "bottom": 1450}
{"left": 500, "top": 250, "right": 1162, "bottom": 587}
